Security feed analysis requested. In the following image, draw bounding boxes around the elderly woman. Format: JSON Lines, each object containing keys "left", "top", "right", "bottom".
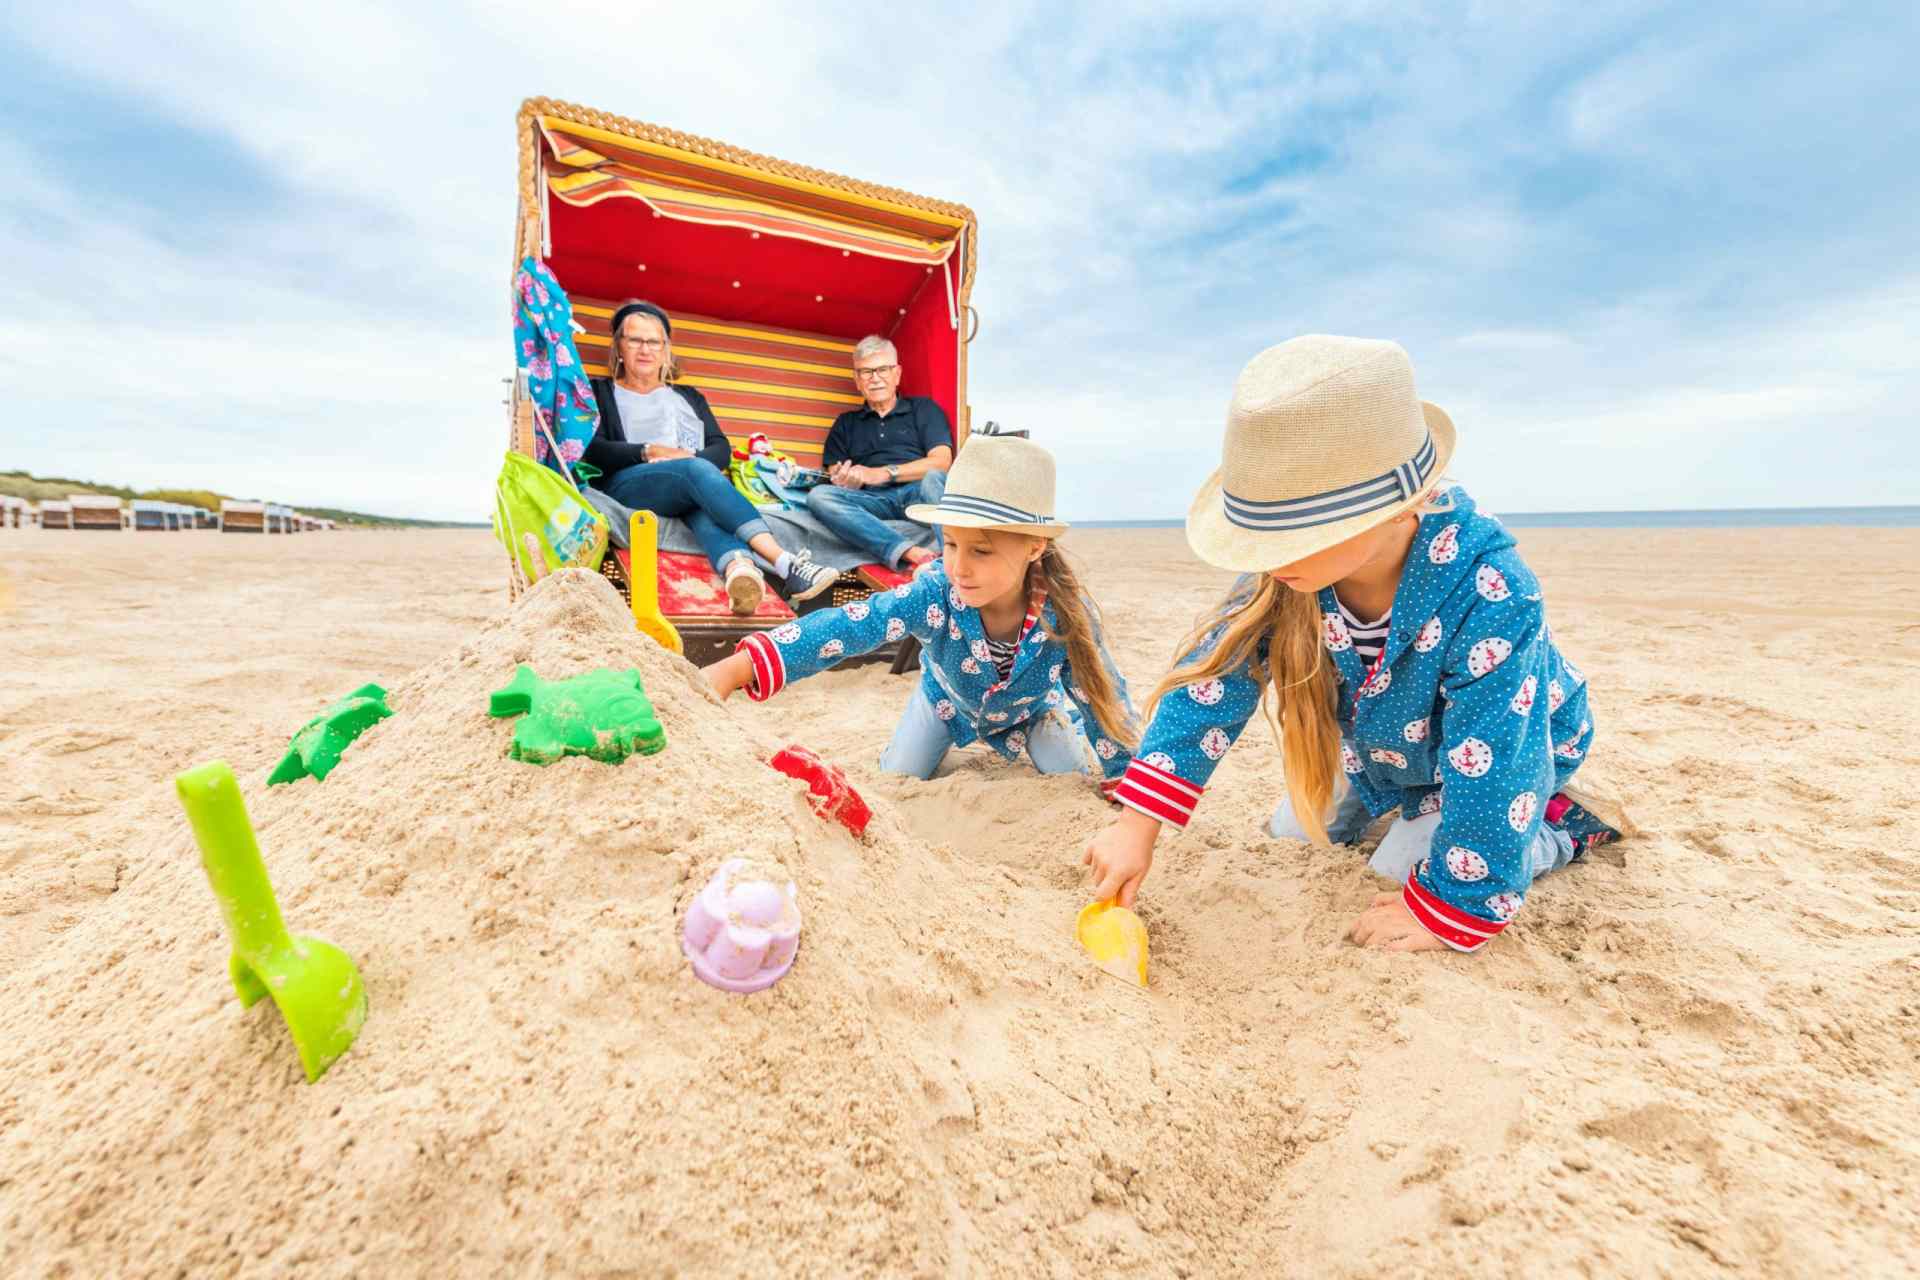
{"left": 586, "top": 301, "right": 837, "bottom": 613}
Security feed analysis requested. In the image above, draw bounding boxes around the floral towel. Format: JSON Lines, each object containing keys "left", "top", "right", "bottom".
{"left": 512, "top": 257, "right": 598, "bottom": 477}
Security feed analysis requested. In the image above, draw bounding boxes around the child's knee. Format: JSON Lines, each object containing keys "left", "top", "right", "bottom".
{"left": 1366, "top": 811, "right": 1441, "bottom": 883}
{"left": 1025, "top": 713, "right": 1089, "bottom": 775}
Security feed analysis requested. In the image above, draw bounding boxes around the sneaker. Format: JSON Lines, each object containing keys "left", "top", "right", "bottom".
{"left": 1550, "top": 784, "right": 1636, "bottom": 858}
{"left": 779, "top": 549, "right": 838, "bottom": 602}
{"left": 724, "top": 560, "right": 765, "bottom": 616}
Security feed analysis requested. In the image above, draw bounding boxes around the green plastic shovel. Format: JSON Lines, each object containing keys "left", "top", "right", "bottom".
{"left": 174, "top": 761, "right": 367, "bottom": 1083}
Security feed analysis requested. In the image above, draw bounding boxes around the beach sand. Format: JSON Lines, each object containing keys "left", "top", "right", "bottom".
{"left": 2, "top": 524, "right": 1917, "bottom": 1278}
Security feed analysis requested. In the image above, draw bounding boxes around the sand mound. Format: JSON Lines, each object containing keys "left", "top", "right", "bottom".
{"left": 0, "top": 570, "right": 1303, "bottom": 1277}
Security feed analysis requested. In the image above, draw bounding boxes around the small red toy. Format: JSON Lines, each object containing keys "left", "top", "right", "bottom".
{"left": 769, "top": 745, "right": 872, "bottom": 838}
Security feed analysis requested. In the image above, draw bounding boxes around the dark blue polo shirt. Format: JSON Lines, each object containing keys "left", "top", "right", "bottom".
{"left": 821, "top": 395, "right": 953, "bottom": 470}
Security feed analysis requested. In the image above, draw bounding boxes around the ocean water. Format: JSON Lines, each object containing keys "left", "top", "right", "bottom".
{"left": 1079, "top": 506, "right": 1920, "bottom": 530}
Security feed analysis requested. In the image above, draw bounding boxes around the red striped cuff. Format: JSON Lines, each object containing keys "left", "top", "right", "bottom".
{"left": 1401, "top": 875, "right": 1508, "bottom": 953}
{"left": 1111, "top": 758, "right": 1204, "bottom": 828}
{"left": 737, "top": 632, "right": 787, "bottom": 702}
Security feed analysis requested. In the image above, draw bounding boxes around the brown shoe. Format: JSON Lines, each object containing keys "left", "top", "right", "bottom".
{"left": 725, "top": 561, "right": 765, "bottom": 616}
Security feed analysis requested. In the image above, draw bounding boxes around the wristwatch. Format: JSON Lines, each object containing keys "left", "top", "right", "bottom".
{"left": 887, "top": 465, "right": 900, "bottom": 484}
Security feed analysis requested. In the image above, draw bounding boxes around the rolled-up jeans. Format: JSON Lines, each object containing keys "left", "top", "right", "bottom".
{"left": 807, "top": 467, "right": 946, "bottom": 568}
{"left": 1267, "top": 775, "right": 1577, "bottom": 884}
{"left": 603, "top": 457, "right": 771, "bottom": 575}
{"left": 879, "top": 684, "right": 1088, "bottom": 779}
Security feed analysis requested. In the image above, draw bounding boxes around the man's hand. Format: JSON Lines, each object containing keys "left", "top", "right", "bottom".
{"left": 1084, "top": 807, "right": 1160, "bottom": 907}
{"left": 647, "top": 445, "right": 695, "bottom": 461}
{"left": 1348, "top": 893, "right": 1448, "bottom": 952}
{"left": 703, "top": 651, "right": 755, "bottom": 701}
{"left": 829, "top": 461, "right": 866, "bottom": 489}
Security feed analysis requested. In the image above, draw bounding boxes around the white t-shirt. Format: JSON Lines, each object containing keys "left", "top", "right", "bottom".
{"left": 612, "top": 384, "right": 704, "bottom": 454}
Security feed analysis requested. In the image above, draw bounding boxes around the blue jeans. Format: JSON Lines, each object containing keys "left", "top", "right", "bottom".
{"left": 603, "top": 457, "right": 772, "bottom": 575}
{"left": 1267, "top": 777, "right": 1577, "bottom": 883}
{"left": 806, "top": 468, "right": 946, "bottom": 568}
{"left": 880, "top": 685, "right": 1089, "bottom": 780}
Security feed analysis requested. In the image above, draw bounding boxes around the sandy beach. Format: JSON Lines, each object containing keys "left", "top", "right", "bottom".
{"left": 2, "top": 524, "right": 1917, "bottom": 1278}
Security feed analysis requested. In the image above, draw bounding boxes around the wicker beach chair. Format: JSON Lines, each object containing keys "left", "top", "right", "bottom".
{"left": 220, "top": 500, "right": 265, "bottom": 533}
{"left": 69, "top": 494, "right": 123, "bottom": 532}
{"left": 502, "top": 98, "right": 980, "bottom": 668}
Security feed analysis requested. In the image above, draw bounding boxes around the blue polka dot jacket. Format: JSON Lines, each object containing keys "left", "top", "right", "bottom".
{"left": 738, "top": 563, "right": 1137, "bottom": 779}
{"left": 1113, "top": 487, "right": 1595, "bottom": 950}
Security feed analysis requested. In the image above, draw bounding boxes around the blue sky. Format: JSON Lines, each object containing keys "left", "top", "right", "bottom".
{"left": 2, "top": 2, "right": 1914, "bottom": 521}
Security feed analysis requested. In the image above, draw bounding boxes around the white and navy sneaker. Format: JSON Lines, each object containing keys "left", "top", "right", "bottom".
{"left": 780, "top": 549, "right": 838, "bottom": 602}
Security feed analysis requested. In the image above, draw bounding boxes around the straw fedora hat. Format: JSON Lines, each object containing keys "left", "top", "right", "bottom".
{"left": 907, "top": 435, "right": 1069, "bottom": 537}
{"left": 1186, "top": 335, "right": 1456, "bottom": 571}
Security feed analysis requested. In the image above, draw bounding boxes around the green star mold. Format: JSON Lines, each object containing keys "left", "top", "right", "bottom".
{"left": 267, "top": 683, "right": 394, "bottom": 785}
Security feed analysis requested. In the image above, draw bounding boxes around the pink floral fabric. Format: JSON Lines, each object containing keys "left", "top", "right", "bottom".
{"left": 513, "top": 257, "right": 597, "bottom": 476}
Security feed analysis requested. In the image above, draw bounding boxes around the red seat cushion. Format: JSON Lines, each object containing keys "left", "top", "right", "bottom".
{"left": 613, "top": 548, "right": 797, "bottom": 623}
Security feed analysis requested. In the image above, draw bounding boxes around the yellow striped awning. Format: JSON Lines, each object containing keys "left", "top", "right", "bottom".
{"left": 541, "top": 119, "right": 959, "bottom": 267}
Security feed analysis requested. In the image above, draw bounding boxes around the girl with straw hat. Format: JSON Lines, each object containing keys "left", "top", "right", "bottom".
{"left": 705, "top": 436, "right": 1139, "bottom": 785}
{"left": 1086, "top": 336, "right": 1627, "bottom": 953}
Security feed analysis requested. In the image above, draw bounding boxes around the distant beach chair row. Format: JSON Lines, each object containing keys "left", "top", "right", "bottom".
{"left": 216, "top": 502, "right": 334, "bottom": 533}
{"left": 15, "top": 494, "right": 337, "bottom": 532}
{"left": 130, "top": 500, "right": 218, "bottom": 531}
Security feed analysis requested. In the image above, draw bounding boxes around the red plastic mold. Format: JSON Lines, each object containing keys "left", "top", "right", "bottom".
{"left": 769, "top": 745, "right": 872, "bottom": 838}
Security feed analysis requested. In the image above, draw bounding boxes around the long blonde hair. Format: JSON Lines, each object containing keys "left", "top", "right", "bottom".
{"left": 1030, "top": 543, "right": 1139, "bottom": 752}
{"left": 1145, "top": 489, "right": 1452, "bottom": 844}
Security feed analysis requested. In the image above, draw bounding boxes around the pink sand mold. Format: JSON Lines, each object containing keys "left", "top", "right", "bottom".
{"left": 681, "top": 859, "right": 802, "bottom": 993}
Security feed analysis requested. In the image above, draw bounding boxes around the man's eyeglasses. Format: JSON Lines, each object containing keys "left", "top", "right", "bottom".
{"left": 855, "top": 364, "right": 897, "bottom": 381}
{"left": 622, "top": 337, "right": 667, "bottom": 351}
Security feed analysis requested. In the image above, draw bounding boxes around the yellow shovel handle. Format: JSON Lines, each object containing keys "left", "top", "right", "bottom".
{"left": 628, "top": 511, "right": 684, "bottom": 655}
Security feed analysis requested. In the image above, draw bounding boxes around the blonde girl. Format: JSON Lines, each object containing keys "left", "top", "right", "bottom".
{"left": 1085, "top": 336, "right": 1624, "bottom": 952}
{"left": 706, "top": 436, "right": 1138, "bottom": 785}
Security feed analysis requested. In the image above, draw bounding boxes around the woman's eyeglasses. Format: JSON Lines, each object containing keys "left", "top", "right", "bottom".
{"left": 622, "top": 337, "right": 667, "bottom": 351}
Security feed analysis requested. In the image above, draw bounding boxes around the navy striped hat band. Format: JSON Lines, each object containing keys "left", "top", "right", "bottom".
{"left": 1222, "top": 428, "right": 1437, "bottom": 531}
{"left": 937, "top": 492, "right": 1055, "bottom": 525}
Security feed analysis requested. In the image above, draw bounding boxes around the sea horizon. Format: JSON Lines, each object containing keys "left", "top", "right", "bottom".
{"left": 1077, "top": 504, "right": 1920, "bottom": 530}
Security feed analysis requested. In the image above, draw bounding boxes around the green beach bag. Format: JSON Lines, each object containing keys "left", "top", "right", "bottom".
{"left": 493, "top": 448, "right": 607, "bottom": 584}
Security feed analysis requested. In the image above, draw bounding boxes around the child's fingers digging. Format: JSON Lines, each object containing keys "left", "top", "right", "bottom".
{"left": 1350, "top": 897, "right": 1446, "bottom": 951}
{"left": 1349, "top": 899, "right": 1398, "bottom": 945}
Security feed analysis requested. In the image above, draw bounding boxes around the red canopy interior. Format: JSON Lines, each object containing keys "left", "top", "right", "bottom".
{"left": 546, "top": 198, "right": 961, "bottom": 454}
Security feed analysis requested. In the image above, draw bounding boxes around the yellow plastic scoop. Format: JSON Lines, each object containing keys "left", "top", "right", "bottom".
{"left": 1075, "top": 901, "right": 1149, "bottom": 988}
{"left": 627, "top": 510, "right": 683, "bottom": 655}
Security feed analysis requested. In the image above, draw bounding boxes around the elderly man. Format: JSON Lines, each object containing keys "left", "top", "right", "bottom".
{"left": 807, "top": 335, "right": 952, "bottom": 570}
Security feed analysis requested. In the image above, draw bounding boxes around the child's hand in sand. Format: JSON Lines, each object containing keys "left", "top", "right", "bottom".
{"left": 703, "top": 652, "right": 755, "bottom": 701}
{"left": 1347, "top": 893, "right": 1447, "bottom": 952}
{"left": 1084, "top": 808, "right": 1158, "bottom": 907}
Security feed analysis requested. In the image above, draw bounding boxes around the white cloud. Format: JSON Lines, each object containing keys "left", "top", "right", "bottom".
{"left": 1456, "top": 330, "right": 1581, "bottom": 352}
